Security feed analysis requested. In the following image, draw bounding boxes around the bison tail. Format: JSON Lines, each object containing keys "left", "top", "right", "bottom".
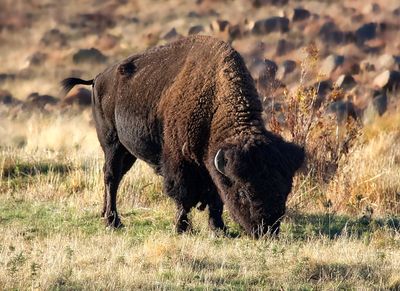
{"left": 61, "top": 77, "right": 94, "bottom": 94}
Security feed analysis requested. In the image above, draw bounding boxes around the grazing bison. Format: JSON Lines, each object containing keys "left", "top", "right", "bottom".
{"left": 62, "top": 35, "right": 304, "bottom": 237}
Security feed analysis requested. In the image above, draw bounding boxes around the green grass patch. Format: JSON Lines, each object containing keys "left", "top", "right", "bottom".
{"left": 0, "top": 199, "right": 101, "bottom": 237}
{"left": 0, "top": 198, "right": 173, "bottom": 240}
{"left": 283, "top": 212, "right": 400, "bottom": 240}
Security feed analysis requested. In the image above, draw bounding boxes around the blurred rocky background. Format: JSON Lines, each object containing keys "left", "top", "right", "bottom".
{"left": 0, "top": 0, "right": 399, "bottom": 122}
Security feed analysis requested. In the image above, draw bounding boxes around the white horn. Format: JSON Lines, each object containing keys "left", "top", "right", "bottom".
{"left": 214, "top": 149, "right": 226, "bottom": 175}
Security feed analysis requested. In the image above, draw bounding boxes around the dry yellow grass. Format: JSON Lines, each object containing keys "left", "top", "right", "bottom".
{"left": 328, "top": 130, "right": 400, "bottom": 215}
{"left": 0, "top": 109, "right": 399, "bottom": 290}
{"left": 1, "top": 226, "right": 399, "bottom": 290}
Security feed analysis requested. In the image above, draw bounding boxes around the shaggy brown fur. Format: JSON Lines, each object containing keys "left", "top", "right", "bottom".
{"left": 61, "top": 35, "right": 304, "bottom": 237}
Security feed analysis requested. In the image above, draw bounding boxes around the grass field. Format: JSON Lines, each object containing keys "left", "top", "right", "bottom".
{"left": 0, "top": 112, "right": 400, "bottom": 290}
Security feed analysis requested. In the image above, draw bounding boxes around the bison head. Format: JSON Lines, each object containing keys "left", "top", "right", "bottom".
{"left": 212, "top": 136, "right": 304, "bottom": 238}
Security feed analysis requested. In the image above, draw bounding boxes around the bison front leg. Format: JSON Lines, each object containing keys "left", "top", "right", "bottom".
{"left": 207, "top": 193, "right": 226, "bottom": 233}
{"left": 162, "top": 160, "right": 197, "bottom": 234}
{"left": 164, "top": 176, "right": 194, "bottom": 234}
{"left": 102, "top": 144, "right": 136, "bottom": 228}
{"left": 175, "top": 204, "right": 192, "bottom": 234}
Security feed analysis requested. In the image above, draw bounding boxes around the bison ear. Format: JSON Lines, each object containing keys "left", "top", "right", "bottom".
{"left": 280, "top": 141, "right": 305, "bottom": 173}
{"left": 214, "top": 149, "right": 227, "bottom": 175}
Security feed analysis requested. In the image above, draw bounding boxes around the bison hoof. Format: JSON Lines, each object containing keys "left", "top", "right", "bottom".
{"left": 209, "top": 217, "right": 226, "bottom": 232}
{"left": 104, "top": 211, "right": 123, "bottom": 229}
{"left": 176, "top": 219, "right": 191, "bottom": 234}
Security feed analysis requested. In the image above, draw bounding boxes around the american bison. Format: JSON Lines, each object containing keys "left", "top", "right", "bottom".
{"left": 62, "top": 35, "right": 304, "bottom": 238}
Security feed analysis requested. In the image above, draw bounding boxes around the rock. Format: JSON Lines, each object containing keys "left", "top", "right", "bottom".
{"left": 342, "top": 6, "right": 357, "bottom": 15}
{"left": 349, "top": 63, "right": 361, "bottom": 75}
{"left": 361, "top": 38, "right": 385, "bottom": 55}
{"left": 62, "top": 87, "right": 91, "bottom": 107}
{"left": 276, "top": 60, "right": 297, "bottom": 80}
{"left": 328, "top": 100, "right": 358, "bottom": 124}
{"left": 335, "top": 74, "right": 357, "bottom": 91}
{"left": 162, "top": 28, "right": 179, "bottom": 41}
{"left": 263, "top": 59, "right": 278, "bottom": 80}
{"left": 69, "top": 13, "right": 115, "bottom": 34}
{"left": 252, "top": 17, "right": 289, "bottom": 35}
{"left": 130, "top": 17, "right": 140, "bottom": 23}
{"left": 228, "top": 24, "right": 241, "bottom": 40}
{"left": 351, "top": 14, "right": 364, "bottom": 23}
{"left": 317, "top": 80, "right": 333, "bottom": 98}
{"left": 319, "top": 21, "right": 351, "bottom": 45}
{"left": 72, "top": 48, "right": 107, "bottom": 64}
{"left": 355, "top": 23, "right": 377, "bottom": 45}
{"left": 0, "top": 90, "right": 20, "bottom": 106}
{"left": 373, "top": 70, "right": 400, "bottom": 91}
{"left": 257, "top": 77, "right": 285, "bottom": 99}
{"left": 0, "top": 90, "right": 13, "bottom": 104}
{"left": 313, "top": 80, "right": 333, "bottom": 108}
{"left": 144, "top": 32, "right": 160, "bottom": 47}
{"left": 363, "top": 91, "right": 387, "bottom": 123}
{"left": 40, "top": 29, "right": 67, "bottom": 47}
{"left": 395, "top": 57, "right": 400, "bottom": 70}
{"left": 253, "top": 59, "right": 285, "bottom": 98}
{"left": 27, "top": 52, "right": 47, "bottom": 67}
{"left": 360, "top": 60, "right": 375, "bottom": 72}
{"left": 188, "top": 25, "right": 204, "bottom": 35}
{"left": 246, "top": 41, "right": 267, "bottom": 60}
{"left": 0, "top": 12, "right": 33, "bottom": 30}
{"left": 26, "top": 92, "right": 58, "bottom": 109}
{"left": 187, "top": 11, "right": 200, "bottom": 18}
{"left": 275, "top": 38, "right": 294, "bottom": 56}
{"left": 250, "top": 58, "right": 278, "bottom": 82}
{"left": 17, "top": 67, "right": 35, "bottom": 80}
{"left": 96, "top": 34, "right": 119, "bottom": 50}
{"left": 267, "top": 0, "right": 288, "bottom": 6}
{"left": 256, "top": 59, "right": 285, "bottom": 98}
{"left": 251, "top": 0, "right": 263, "bottom": 8}
{"left": 0, "top": 73, "right": 16, "bottom": 84}
{"left": 371, "top": 91, "right": 387, "bottom": 116}
{"left": 320, "top": 54, "right": 345, "bottom": 76}
{"left": 210, "top": 19, "right": 230, "bottom": 32}
{"left": 395, "top": 56, "right": 400, "bottom": 66}
{"left": 282, "top": 60, "right": 297, "bottom": 73}
{"left": 249, "top": 58, "right": 266, "bottom": 80}
{"left": 332, "top": 52, "right": 359, "bottom": 77}
{"left": 292, "top": 8, "right": 311, "bottom": 22}
{"left": 362, "top": 3, "right": 380, "bottom": 14}
{"left": 376, "top": 54, "right": 396, "bottom": 71}
{"left": 251, "top": 0, "right": 288, "bottom": 7}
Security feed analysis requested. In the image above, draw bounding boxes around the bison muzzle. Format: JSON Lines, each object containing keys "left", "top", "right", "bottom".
{"left": 62, "top": 35, "right": 304, "bottom": 238}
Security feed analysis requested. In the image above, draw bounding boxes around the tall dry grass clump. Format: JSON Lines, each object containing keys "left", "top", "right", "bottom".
{"left": 268, "top": 43, "right": 399, "bottom": 216}
{"left": 327, "top": 117, "right": 400, "bottom": 215}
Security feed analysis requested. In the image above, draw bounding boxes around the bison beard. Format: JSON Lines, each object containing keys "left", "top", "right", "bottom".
{"left": 61, "top": 35, "right": 304, "bottom": 238}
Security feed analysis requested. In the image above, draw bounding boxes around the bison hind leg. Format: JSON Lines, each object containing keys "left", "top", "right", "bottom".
{"left": 102, "top": 143, "right": 137, "bottom": 228}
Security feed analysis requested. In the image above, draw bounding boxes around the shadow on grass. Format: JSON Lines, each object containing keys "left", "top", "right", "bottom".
{"left": 1, "top": 197, "right": 399, "bottom": 241}
{"left": 284, "top": 211, "right": 400, "bottom": 239}
{"left": 1, "top": 160, "right": 72, "bottom": 179}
